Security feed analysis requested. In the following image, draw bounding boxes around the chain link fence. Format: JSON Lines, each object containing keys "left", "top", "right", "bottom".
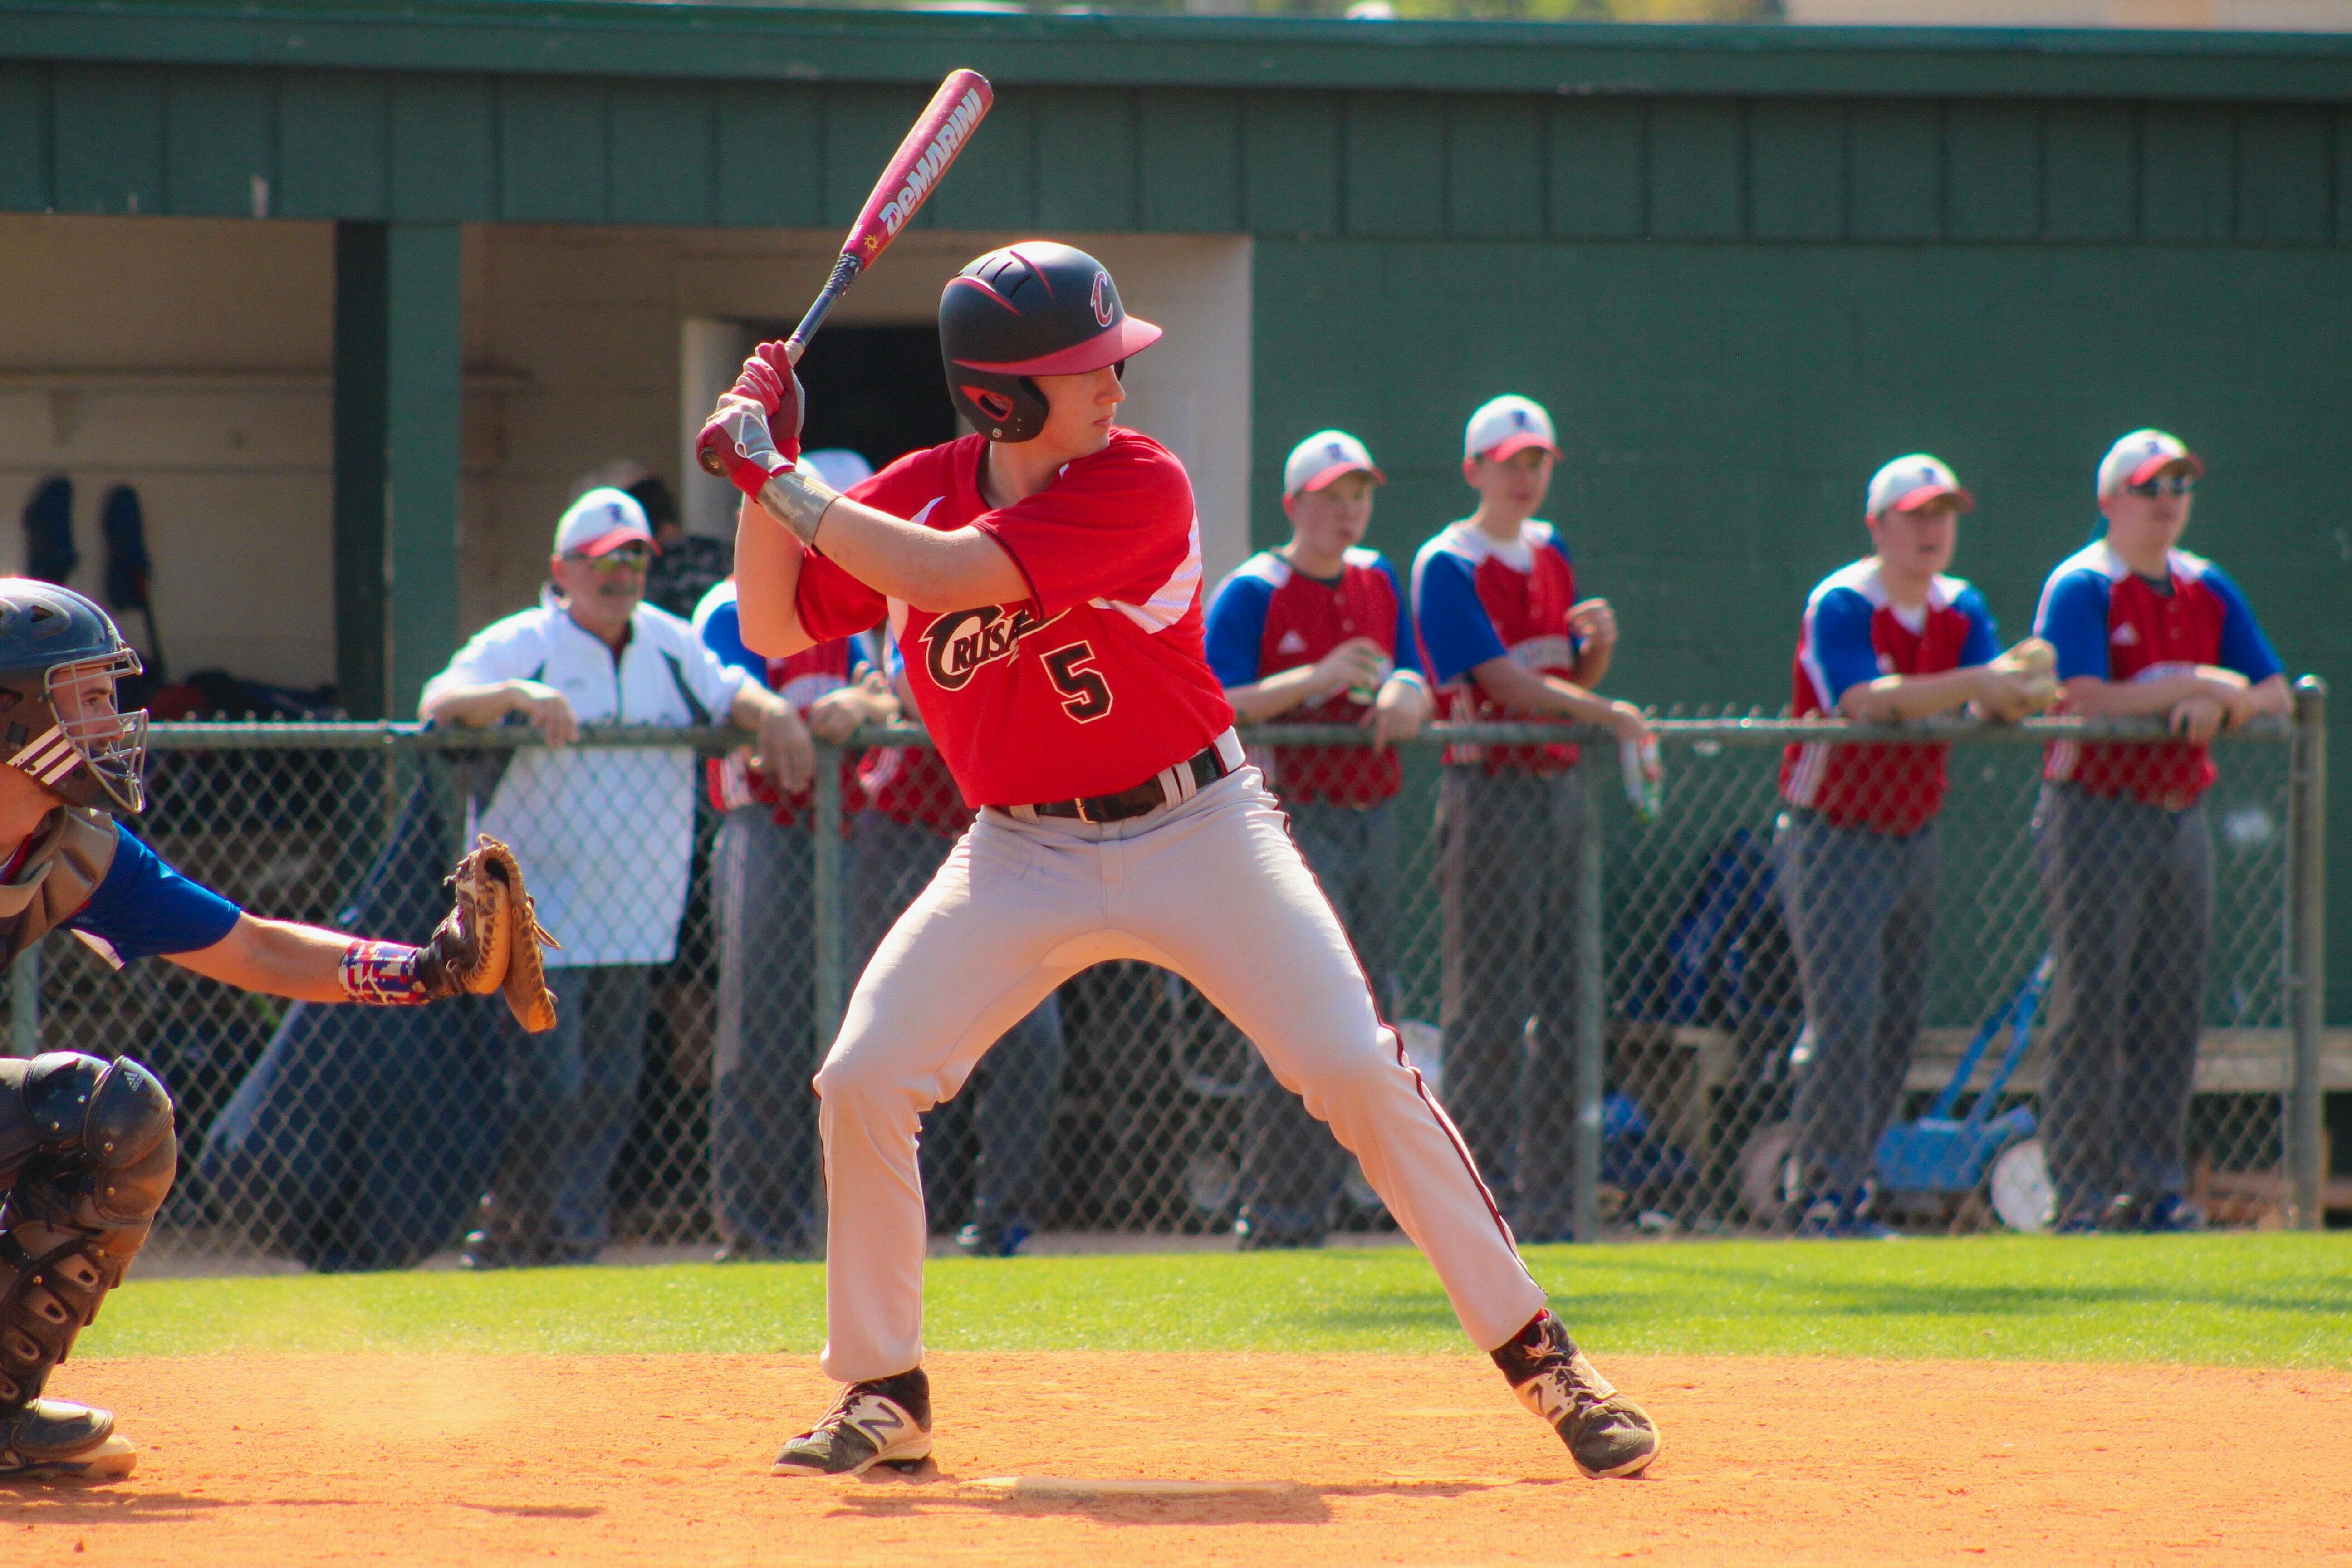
{"left": 5, "top": 695, "right": 2326, "bottom": 1274}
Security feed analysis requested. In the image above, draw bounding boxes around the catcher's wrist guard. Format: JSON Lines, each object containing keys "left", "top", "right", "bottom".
{"left": 340, "top": 940, "right": 434, "bottom": 1005}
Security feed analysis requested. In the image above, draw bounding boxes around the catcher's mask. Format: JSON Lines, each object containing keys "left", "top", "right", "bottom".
{"left": 938, "top": 242, "right": 1161, "bottom": 443}
{"left": 0, "top": 580, "right": 149, "bottom": 816}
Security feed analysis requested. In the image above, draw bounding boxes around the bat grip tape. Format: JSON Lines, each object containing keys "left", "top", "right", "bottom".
{"left": 789, "top": 254, "right": 866, "bottom": 353}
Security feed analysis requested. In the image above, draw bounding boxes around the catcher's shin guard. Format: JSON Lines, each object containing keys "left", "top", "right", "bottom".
{"left": 0, "top": 1053, "right": 176, "bottom": 1420}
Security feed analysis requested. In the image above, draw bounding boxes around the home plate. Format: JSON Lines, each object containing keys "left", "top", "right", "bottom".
{"left": 968, "top": 1476, "right": 1299, "bottom": 1499}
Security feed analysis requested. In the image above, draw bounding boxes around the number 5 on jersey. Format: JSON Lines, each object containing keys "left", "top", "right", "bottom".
{"left": 1042, "top": 641, "right": 1113, "bottom": 721}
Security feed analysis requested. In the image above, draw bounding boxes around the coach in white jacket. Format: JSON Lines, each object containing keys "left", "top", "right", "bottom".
{"left": 421, "top": 487, "right": 808, "bottom": 1266}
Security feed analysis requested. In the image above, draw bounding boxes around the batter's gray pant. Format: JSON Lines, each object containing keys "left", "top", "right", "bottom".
{"left": 2034, "top": 782, "right": 2213, "bottom": 1222}
{"left": 710, "top": 806, "right": 823, "bottom": 1257}
{"left": 1776, "top": 808, "right": 1940, "bottom": 1196}
{"left": 1438, "top": 764, "right": 1586, "bottom": 1240}
{"left": 848, "top": 810, "right": 1065, "bottom": 1241}
{"left": 1238, "top": 797, "right": 1398, "bottom": 1240}
{"left": 482, "top": 962, "right": 656, "bottom": 1259}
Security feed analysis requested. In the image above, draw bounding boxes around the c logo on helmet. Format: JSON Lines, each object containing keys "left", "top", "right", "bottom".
{"left": 1090, "top": 270, "right": 1115, "bottom": 329}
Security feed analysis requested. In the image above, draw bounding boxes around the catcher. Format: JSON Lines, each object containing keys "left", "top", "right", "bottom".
{"left": 0, "top": 581, "right": 554, "bottom": 1481}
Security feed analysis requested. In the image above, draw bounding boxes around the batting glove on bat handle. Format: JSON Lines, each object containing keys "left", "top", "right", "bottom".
{"left": 696, "top": 343, "right": 808, "bottom": 499}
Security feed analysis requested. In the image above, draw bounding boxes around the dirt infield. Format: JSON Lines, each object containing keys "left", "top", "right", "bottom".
{"left": 8, "top": 1353, "right": 2348, "bottom": 1564}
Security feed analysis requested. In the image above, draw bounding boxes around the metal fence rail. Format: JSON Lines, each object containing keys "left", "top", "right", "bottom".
{"left": 4, "top": 691, "right": 2325, "bottom": 1273}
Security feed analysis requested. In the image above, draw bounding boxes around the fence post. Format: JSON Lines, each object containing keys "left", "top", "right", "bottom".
{"left": 813, "top": 742, "right": 846, "bottom": 1058}
{"left": 1572, "top": 756, "right": 1607, "bottom": 1244}
{"left": 2287, "top": 676, "right": 2328, "bottom": 1231}
{"left": 7, "top": 946, "right": 36, "bottom": 1058}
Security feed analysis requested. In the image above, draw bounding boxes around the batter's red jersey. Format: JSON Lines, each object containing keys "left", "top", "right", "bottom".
{"left": 795, "top": 429, "right": 1235, "bottom": 806}
{"left": 1203, "top": 547, "right": 1424, "bottom": 807}
{"left": 1411, "top": 520, "right": 1582, "bottom": 773}
{"left": 1779, "top": 559, "right": 2000, "bottom": 835}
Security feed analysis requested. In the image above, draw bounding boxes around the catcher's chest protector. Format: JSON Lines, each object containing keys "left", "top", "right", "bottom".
{"left": 0, "top": 809, "right": 115, "bottom": 967}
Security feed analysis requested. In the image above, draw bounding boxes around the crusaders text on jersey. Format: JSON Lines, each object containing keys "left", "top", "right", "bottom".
{"left": 1203, "top": 546, "right": 1424, "bottom": 807}
{"left": 2033, "top": 542, "right": 2281, "bottom": 808}
{"left": 1780, "top": 559, "right": 1999, "bottom": 835}
{"left": 794, "top": 428, "right": 1235, "bottom": 806}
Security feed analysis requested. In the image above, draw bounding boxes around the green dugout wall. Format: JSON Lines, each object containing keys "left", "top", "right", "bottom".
{"left": 3, "top": 0, "right": 2350, "bottom": 1009}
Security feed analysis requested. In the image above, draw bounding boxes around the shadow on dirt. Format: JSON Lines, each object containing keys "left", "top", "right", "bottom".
{"left": 822, "top": 1468, "right": 1553, "bottom": 1527}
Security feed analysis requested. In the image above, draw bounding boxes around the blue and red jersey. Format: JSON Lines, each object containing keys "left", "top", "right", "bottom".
{"left": 2033, "top": 542, "right": 2281, "bottom": 808}
{"left": 695, "top": 579, "right": 866, "bottom": 829}
{"left": 1203, "top": 546, "right": 1424, "bottom": 807}
{"left": 1780, "top": 559, "right": 1999, "bottom": 835}
{"left": 1410, "top": 520, "right": 1582, "bottom": 773}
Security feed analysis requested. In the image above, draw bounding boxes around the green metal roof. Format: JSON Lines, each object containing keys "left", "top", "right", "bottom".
{"left": 6, "top": 0, "right": 2352, "bottom": 101}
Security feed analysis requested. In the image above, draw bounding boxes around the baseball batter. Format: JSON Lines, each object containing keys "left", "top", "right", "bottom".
{"left": 701, "top": 241, "right": 1659, "bottom": 1481}
{"left": 0, "top": 583, "right": 553, "bottom": 1479}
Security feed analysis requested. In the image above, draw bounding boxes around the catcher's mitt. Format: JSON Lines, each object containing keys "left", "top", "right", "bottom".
{"left": 417, "top": 835, "right": 561, "bottom": 1033}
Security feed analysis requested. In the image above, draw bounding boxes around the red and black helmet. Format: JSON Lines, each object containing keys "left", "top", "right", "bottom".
{"left": 938, "top": 242, "right": 1161, "bottom": 443}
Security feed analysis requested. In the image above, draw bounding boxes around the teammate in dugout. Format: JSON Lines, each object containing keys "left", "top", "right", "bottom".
{"left": 0, "top": 582, "right": 554, "bottom": 1480}
{"left": 1203, "top": 429, "right": 1430, "bottom": 1250}
{"left": 2031, "top": 429, "right": 2287, "bottom": 1233}
{"left": 1776, "top": 456, "right": 2056, "bottom": 1237}
{"left": 1410, "top": 394, "right": 1653, "bottom": 1242}
{"left": 702, "top": 241, "right": 1659, "bottom": 1481}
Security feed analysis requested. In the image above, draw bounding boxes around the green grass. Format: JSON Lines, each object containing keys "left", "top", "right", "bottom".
{"left": 87, "top": 1234, "right": 2352, "bottom": 1368}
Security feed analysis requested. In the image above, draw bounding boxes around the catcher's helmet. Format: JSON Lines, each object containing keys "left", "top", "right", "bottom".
{"left": 939, "top": 243, "right": 1161, "bottom": 442}
{"left": 0, "top": 580, "right": 148, "bottom": 815}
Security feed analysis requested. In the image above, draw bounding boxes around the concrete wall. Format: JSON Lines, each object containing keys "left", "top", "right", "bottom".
{"left": 0, "top": 215, "right": 1251, "bottom": 688}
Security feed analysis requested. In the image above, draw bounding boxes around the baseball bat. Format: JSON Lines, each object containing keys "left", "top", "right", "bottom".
{"left": 789, "top": 67, "right": 993, "bottom": 362}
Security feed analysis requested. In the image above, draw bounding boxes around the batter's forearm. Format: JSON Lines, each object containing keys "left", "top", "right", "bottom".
{"left": 735, "top": 494, "right": 817, "bottom": 658}
{"left": 759, "top": 478, "right": 1030, "bottom": 612}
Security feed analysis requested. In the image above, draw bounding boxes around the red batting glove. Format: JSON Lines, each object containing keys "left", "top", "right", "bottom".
{"left": 696, "top": 342, "right": 808, "bottom": 501}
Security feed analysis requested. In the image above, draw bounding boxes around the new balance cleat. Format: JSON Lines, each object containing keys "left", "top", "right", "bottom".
{"left": 771, "top": 1368, "right": 932, "bottom": 1478}
{"left": 1492, "top": 1312, "right": 1660, "bottom": 1480}
{"left": 0, "top": 1399, "right": 137, "bottom": 1481}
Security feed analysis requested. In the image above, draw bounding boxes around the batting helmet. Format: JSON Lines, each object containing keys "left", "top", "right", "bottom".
{"left": 939, "top": 243, "right": 1161, "bottom": 443}
{"left": 0, "top": 580, "right": 148, "bottom": 815}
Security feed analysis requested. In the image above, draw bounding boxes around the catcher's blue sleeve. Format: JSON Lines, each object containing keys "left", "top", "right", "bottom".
{"left": 66, "top": 825, "right": 245, "bottom": 966}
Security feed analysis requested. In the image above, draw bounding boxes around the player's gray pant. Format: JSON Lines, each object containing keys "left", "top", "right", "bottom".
{"left": 1238, "top": 797, "right": 1398, "bottom": 1241}
{"left": 848, "top": 810, "right": 1064, "bottom": 1242}
{"left": 1438, "top": 764, "right": 1586, "bottom": 1240}
{"left": 1775, "top": 808, "right": 1940, "bottom": 1196}
{"left": 710, "top": 806, "right": 823, "bottom": 1257}
{"left": 2034, "top": 782, "right": 2212, "bottom": 1222}
{"left": 482, "top": 963, "right": 655, "bottom": 1261}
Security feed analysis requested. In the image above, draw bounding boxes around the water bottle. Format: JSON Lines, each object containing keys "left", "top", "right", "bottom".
{"left": 1347, "top": 652, "right": 1394, "bottom": 706}
{"left": 1620, "top": 735, "right": 1662, "bottom": 823}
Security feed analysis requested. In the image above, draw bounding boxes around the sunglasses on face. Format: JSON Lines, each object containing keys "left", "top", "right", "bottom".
{"left": 2126, "top": 475, "right": 2195, "bottom": 499}
{"left": 568, "top": 545, "right": 652, "bottom": 572}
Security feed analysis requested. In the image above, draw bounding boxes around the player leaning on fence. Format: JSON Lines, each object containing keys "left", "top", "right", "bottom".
{"left": 2030, "top": 430, "right": 2288, "bottom": 1234}
{"left": 0, "top": 583, "right": 557, "bottom": 1480}
{"left": 1203, "top": 429, "right": 1430, "bottom": 1250}
{"left": 1409, "top": 395, "right": 1654, "bottom": 1243}
{"left": 1776, "top": 456, "right": 2058, "bottom": 1237}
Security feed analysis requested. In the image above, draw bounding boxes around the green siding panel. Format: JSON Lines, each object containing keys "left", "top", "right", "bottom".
{"left": 391, "top": 76, "right": 495, "bottom": 223}
{"left": 1446, "top": 98, "right": 1543, "bottom": 240}
{"left": 2236, "top": 107, "right": 2331, "bottom": 245}
{"left": 500, "top": 78, "right": 607, "bottom": 224}
{"left": 2044, "top": 102, "right": 2136, "bottom": 241}
{"left": 2142, "top": 104, "right": 2235, "bottom": 243}
{"left": 1945, "top": 102, "right": 2041, "bottom": 241}
{"left": 822, "top": 84, "right": 932, "bottom": 229}
{"left": 54, "top": 66, "right": 163, "bottom": 216}
{"left": 2340, "top": 110, "right": 2352, "bottom": 245}
{"left": 1848, "top": 100, "right": 1941, "bottom": 241}
{"left": 165, "top": 70, "right": 273, "bottom": 218}
{"left": 1036, "top": 88, "right": 1137, "bottom": 232}
{"left": 1748, "top": 101, "right": 1845, "bottom": 242}
{"left": 1648, "top": 99, "right": 1743, "bottom": 241}
{"left": 1137, "top": 90, "right": 1240, "bottom": 234}
{"left": 1547, "top": 100, "right": 1643, "bottom": 240}
{"left": 0, "top": 66, "right": 46, "bottom": 212}
{"left": 715, "top": 83, "right": 821, "bottom": 228}
{"left": 1243, "top": 95, "right": 1339, "bottom": 238}
{"left": 611, "top": 82, "right": 714, "bottom": 226}
{"left": 1343, "top": 94, "right": 1444, "bottom": 239}
{"left": 280, "top": 75, "right": 387, "bottom": 220}
{"left": 926, "top": 88, "right": 1030, "bottom": 231}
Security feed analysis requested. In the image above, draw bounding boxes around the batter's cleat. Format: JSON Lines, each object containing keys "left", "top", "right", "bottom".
{"left": 771, "top": 1369, "right": 932, "bottom": 1478}
{"left": 0, "top": 1400, "right": 138, "bottom": 1481}
{"left": 1492, "top": 1312, "right": 1660, "bottom": 1480}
